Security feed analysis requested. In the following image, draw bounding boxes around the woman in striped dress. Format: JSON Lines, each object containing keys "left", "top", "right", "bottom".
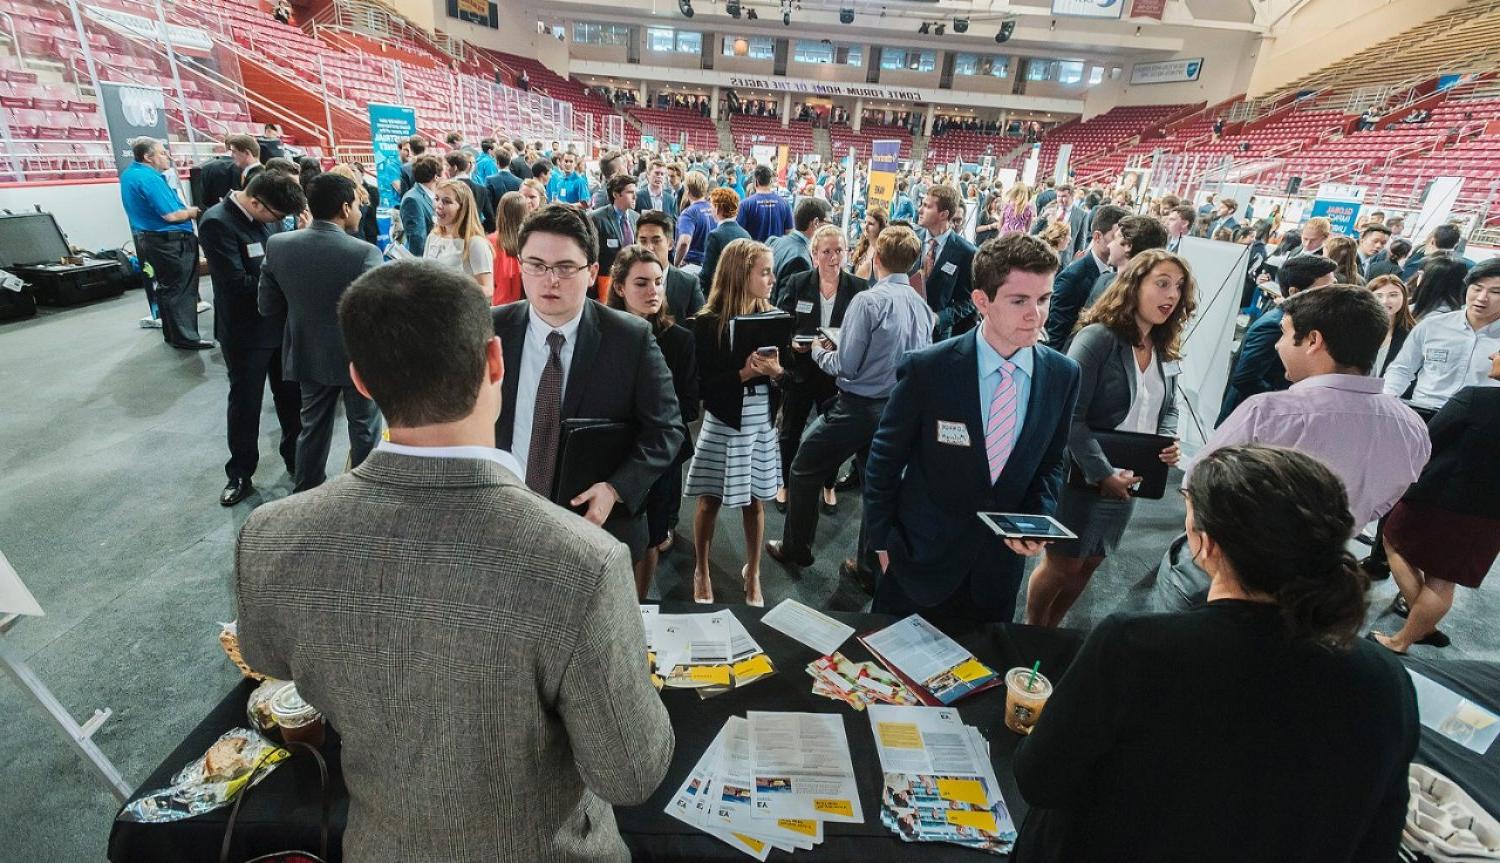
{"left": 686, "top": 238, "right": 785, "bottom": 606}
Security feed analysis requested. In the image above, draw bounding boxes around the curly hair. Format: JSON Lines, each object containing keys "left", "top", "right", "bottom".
{"left": 1078, "top": 249, "right": 1197, "bottom": 361}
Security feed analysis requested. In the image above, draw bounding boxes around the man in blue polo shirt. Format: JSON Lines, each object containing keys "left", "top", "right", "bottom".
{"left": 547, "top": 150, "right": 590, "bottom": 206}
{"left": 120, "top": 137, "right": 209, "bottom": 349}
{"left": 735, "top": 164, "right": 792, "bottom": 243}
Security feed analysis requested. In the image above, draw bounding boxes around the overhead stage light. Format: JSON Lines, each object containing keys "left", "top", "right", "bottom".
{"left": 933, "top": 22, "right": 945, "bottom": 35}
{"left": 995, "top": 19, "right": 1015, "bottom": 42}
{"left": 747, "top": 7, "right": 758, "bottom": 18}
{"left": 679, "top": 0, "right": 694, "bottom": 16}
{"left": 728, "top": 0, "right": 741, "bottom": 17}
{"left": 917, "top": 21, "right": 930, "bottom": 34}
{"left": 953, "top": 17, "right": 968, "bottom": 33}
{"left": 839, "top": 7, "right": 853, "bottom": 23}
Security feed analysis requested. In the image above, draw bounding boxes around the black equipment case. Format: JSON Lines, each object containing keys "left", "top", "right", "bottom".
{"left": 0, "top": 211, "right": 126, "bottom": 307}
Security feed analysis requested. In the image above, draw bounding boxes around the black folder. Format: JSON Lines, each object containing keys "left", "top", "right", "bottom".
{"left": 1066, "top": 430, "right": 1174, "bottom": 500}
{"left": 552, "top": 419, "right": 634, "bottom": 509}
{"left": 729, "top": 311, "right": 795, "bottom": 370}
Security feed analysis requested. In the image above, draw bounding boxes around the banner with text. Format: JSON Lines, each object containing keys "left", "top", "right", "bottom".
{"left": 1052, "top": 0, "right": 1124, "bottom": 19}
{"left": 1130, "top": 58, "right": 1203, "bottom": 85}
{"left": 99, "top": 82, "right": 168, "bottom": 175}
{"left": 368, "top": 102, "right": 417, "bottom": 211}
{"left": 1053, "top": 143, "right": 1073, "bottom": 183}
{"left": 1309, "top": 183, "right": 1366, "bottom": 237}
{"left": 866, "top": 139, "right": 901, "bottom": 215}
{"left": 1129, "top": 0, "right": 1166, "bottom": 19}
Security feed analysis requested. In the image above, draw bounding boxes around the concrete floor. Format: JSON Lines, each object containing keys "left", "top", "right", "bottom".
{"left": 2, "top": 287, "right": 1496, "bottom": 861}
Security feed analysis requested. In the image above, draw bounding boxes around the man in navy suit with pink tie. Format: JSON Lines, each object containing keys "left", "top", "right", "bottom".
{"left": 865, "top": 233, "right": 1081, "bottom": 623}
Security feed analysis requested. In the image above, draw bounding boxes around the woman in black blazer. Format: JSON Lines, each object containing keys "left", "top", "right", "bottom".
{"left": 608, "top": 246, "right": 699, "bottom": 599}
{"left": 1026, "top": 249, "right": 1195, "bottom": 628}
{"left": 1373, "top": 355, "right": 1500, "bottom": 654}
{"left": 1368, "top": 274, "right": 1415, "bottom": 377}
{"left": 1014, "top": 445, "right": 1417, "bottom": 863}
{"left": 774, "top": 225, "right": 868, "bottom": 513}
{"left": 685, "top": 238, "right": 785, "bottom": 606}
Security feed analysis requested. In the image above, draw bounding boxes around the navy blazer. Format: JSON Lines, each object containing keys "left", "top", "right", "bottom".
{"left": 485, "top": 169, "right": 521, "bottom": 207}
{"left": 864, "top": 335, "right": 1081, "bottom": 614}
{"left": 590, "top": 205, "right": 640, "bottom": 280}
{"left": 1044, "top": 252, "right": 1104, "bottom": 348}
{"left": 919, "top": 231, "right": 977, "bottom": 335}
{"left": 635, "top": 187, "right": 678, "bottom": 221}
{"left": 1217, "top": 306, "right": 1289, "bottom": 425}
{"left": 198, "top": 197, "right": 281, "bottom": 350}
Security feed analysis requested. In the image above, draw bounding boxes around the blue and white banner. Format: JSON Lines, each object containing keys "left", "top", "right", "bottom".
{"left": 368, "top": 102, "right": 416, "bottom": 211}
{"left": 1052, "top": 0, "right": 1123, "bottom": 19}
{"left": 1309, "top": 183, "right": 1365, "bottom": 237}
{"left": 1130, "top": 58, "right": 1204, "bottom": 85}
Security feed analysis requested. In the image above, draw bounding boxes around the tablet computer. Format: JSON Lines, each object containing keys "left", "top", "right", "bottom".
{"left": 977, "top": 512, "right": 1078, "bottom": 542}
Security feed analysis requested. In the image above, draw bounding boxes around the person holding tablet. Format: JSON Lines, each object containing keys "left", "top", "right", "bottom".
{"left": 865, "top": 233, "right": 1080, "bottom": 624}
{"left": 1025, "top": 249, "right": 1194, "bottom": 627}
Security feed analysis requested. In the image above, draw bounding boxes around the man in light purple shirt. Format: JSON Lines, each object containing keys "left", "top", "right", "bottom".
{"left": 1151, "top": 286, "right": 1430, "bottom": 611}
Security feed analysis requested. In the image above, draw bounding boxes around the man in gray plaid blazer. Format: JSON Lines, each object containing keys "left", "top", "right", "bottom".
{"left": 235, "top": 259, "right": 673, "bottom": 862}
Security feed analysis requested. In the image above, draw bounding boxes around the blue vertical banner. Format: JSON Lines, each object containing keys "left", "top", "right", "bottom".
{"left": 1308, "top": 183, "right": 1365, "bottom": 237}
{"left": 368, "top": 102, "right": 417, "bottom": 211}
{"left": 866, "top": 139, "right": 901, "bottom": 215}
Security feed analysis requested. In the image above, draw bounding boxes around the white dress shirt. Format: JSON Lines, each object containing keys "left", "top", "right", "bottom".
{"left": 378, "top": 440, "right": 524, "bottom": 479}
{"left": 1382, "top": 309, "right": 1500, "bottom": 410}
{"left": 511, "top": 306, "right": 583, "bottom": 478}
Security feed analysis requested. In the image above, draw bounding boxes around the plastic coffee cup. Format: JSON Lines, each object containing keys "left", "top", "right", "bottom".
{"left": 270, "top": 684, "right": 326, "bottom": 747}
{"left": 1004, "top": 667, "right": 1052, "bottom": 735}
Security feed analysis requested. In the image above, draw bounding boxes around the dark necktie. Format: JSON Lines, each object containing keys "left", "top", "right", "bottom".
{"left": 620, "top": 211, "right": 633, "bottom": 246}
{"left": 525, "top": 330, "right": 566, "bottom": 495}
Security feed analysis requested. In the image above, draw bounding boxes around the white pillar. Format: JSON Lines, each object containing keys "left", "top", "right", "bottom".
{"left": 923, "top": 103, "right": 936, "bottom": 136}
{"left": 710, "top": 85, "right": 720, "bottom": 120}
{"left": 781, "top": 91, "right": 792, "bottom": 128}
{"left": 641, "top": 80, "right": 650, "bottom": 107}
{"left": 852, "top": 97, "right": 864, "bottom": 132}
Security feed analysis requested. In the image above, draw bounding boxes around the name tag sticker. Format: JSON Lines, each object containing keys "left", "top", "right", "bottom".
{"left": 796, "top": 300, "right": 814, "bottom": 314}
{"left": 1161, "top": 360, "right": 1182, "bottom": 377}
{"left": 940, "top": 261, "right": 958, "bottom": 275}
{"left": 606, "top": 238, "right": 620, "bottom": 248}
{"left": 246, "top": 242, "right": 264, "bottom": 258}
{"left": 936, "top": 420, "right": 971, "bottom": 447}
{"left": 1425, "top": 348, "right": 1451, "bottom": 364}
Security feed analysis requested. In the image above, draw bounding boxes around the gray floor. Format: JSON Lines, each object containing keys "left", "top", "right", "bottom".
{"left": 2, "top": 287, "right": 1496, "bottom": 861}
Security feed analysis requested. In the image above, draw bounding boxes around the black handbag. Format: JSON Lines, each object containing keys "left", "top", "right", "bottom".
{"left": 219, "top": 741, "right": 331, "bottom": 863}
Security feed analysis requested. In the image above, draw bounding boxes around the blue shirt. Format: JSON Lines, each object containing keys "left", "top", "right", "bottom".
{"left": 812, "top": 273, "right": 935, "bottom": 398}
{"left": 676, "top": 200, "right": 715, "bottom": 265}
{"left": 976, "top": 328, "right": 1033, "bottom": 446}
{"left": 549, "top": 171, "right": 590, "bottom": 205}
{"left": 119, "top": 161, "right": 193, "bottom": 234}
{"left": 472, "top": 153, "right": 499, "bottom": 183}
{"left": 736, "top": 191, "right": 792, "bottom": 243}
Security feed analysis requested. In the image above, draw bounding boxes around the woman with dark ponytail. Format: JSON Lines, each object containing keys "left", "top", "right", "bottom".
{"left": 1011, "top": 444, "right": 1418, "bottom": 863}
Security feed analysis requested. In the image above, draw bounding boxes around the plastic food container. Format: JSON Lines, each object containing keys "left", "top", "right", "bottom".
{"left": 269, "top": 684, "right": 326, "bottom": 746}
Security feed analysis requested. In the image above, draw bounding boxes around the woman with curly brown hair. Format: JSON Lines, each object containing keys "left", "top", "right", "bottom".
{"left": 850, "top": 208, "right": 887, "bottom": 280}
{"left": 1025, "top": 249, "right": 1197, "bottom": 627}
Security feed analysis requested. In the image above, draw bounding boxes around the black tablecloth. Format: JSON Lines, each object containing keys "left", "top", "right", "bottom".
{"left": 107, "top": 606, "right": 1500, "bottom": 862}
{"left": 108, "top": 605, "right": 1082, "bottom": 862}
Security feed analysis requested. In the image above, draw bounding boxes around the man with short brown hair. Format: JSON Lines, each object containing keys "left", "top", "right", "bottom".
{"left": 865, "top": 233, "right": 1081, "bottom": 621}
{"left": 914, "top": 184, "right": 977, "bottom": 340}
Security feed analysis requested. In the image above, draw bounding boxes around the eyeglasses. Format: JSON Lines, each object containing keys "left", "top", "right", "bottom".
{"left": 520, "top": 259, "right": 588, "bottom": 279}
{"left": 254, "top": 197, "right": 287, "bottom": 221}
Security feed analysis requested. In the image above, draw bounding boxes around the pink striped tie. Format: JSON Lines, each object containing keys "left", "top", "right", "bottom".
{"left": 986, "top": 361, "right": 1020, "bottom": 483}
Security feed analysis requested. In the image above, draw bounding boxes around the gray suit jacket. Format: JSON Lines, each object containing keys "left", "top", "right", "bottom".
{"left": 590, "top": 205, "right": 640, "bottom": 278}
{"left": 235, "top": 450, "right": 673, "bottom": 863}
{"left": 1065, "top": 323, "right": 1180, "bottom": 484}
{"left": 258, "top": 221, "right": 383, "bottom": 386}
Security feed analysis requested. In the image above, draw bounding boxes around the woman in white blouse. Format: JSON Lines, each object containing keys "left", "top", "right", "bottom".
{"left": 424, "top": 179, "right": 493, "bottom": 291}
{"left": 1025, "top": 249, "right": 1196, "bottom": 627}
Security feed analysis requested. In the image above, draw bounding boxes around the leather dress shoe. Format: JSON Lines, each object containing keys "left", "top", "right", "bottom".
{"left": 765, "top": 540, "right": 813, "bottom": 569}
{"left": 841, "top": 558, "right": 876, "bottom": 594}
{"left": 172, "top": 339, "right": 214, "bottom": 351}
{"left": 220, "top": 477, "right": 254, "bottom": 506}
{"left": 1360, "top": 556, "right": 1391, "bottom": 580}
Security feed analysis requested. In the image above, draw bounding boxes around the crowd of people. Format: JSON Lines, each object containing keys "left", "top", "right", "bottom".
{"left": 113, "top": 125, "right": 1500, "bottom": 862}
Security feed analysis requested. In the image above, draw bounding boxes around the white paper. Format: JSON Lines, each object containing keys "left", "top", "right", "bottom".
{"left": 1409, "top": 670, "right": 1500, "bottom": 755}
{"left": 246, "top": 242, "right": 264, "bottom": 258}
{"left": 761, "top": 599, "right": 854, "bottom": 656}
{"left": 710, "top": 717, "right": 820, "bottom": 848}
{"left": 654, "top": 611, "right": 763, "bottom": 674}
{"left": 0, "top": 549, "right": 43, "bottom": 617}
{"left": 747, "top": 711, "right": 864, "bottom": 823}
{"left": 867, "top": 705, "right": 978, "bottom": 776}
{"left": 383, "top": 242, "right": 413, "bottom": 260}
{"left": 862, "top": 615, "right": 971, "bottom": 685}
{"left": 640, "top": 605, "right": 659, "bottom": 652}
